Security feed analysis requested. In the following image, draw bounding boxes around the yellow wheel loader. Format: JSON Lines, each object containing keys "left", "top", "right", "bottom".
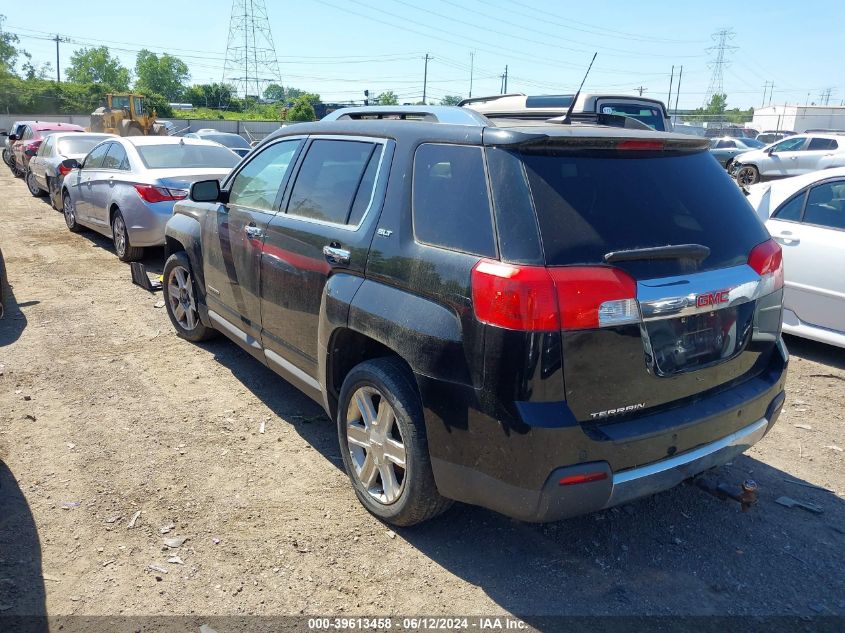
{"left": 89, "top": 94, "right": 168, "bottom": 137}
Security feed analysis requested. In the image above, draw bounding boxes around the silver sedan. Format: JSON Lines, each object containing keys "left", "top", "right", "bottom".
{"left": 27, "top": 132, "right": 117, "bottom": 210}
{"left": 61, "top": 136, "right": 239, "bottom": 261}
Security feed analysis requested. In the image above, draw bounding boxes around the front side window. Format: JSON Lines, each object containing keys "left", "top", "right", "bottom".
{"left": 773, "top": 192, "right": 806, "bottom": 222}
{"left": 413, "top": 144, "right": 496, "bottom": 257}
{"left": 287, "top": 139, "right": 380, "bottom": 225}
{"left": 229, "top": 139, "right": 301, "bottom": 212}
{"left": 772, "top": 137, "right": 806, "bottom": 152}
{"left": 102, "top": 143, "right": 128, "bottom": 170}
{"left": 83, "top": 143, "right": 111, "bottom": 169}
{"left": 37, "top": 136, "right": 53, "bottom": 156}
{"left": 803, "top": 181, "right": 845, "bottom": 230}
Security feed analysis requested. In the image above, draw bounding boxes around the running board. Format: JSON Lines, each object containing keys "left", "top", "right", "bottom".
{"left": 130, "top": 262, "right": 162, "bottom": 292}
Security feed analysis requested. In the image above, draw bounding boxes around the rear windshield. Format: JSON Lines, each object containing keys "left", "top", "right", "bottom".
{"left": 597, "top": 103, "right": 665, "bottom": 130}
{"left": 58, "top": 137, "right": 108, "bottom": 155}
{"left": 136, "top": 143, "right": 239, "bottom": 169}
{"left": 204, "top": 134, "right": 250, "bottom": 149}
{"left": 519, "top": 149, "right": 768, "bottom": 277}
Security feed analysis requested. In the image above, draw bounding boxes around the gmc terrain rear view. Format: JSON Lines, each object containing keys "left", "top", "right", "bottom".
{"left": 160, "top": 106, "right": 787, "bottom": 526}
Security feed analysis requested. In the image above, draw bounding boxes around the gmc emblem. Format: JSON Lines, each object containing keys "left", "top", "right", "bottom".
{"left": 696, "top": 290, "right": 730, "bottom": 308}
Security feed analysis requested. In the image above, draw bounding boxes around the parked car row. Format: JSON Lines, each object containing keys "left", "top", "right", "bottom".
{"left": 730, "top": 133, "right": 845, "bottom": 186}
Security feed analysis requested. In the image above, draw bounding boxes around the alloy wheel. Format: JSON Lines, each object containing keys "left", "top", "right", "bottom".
{"left": 113, "top": 215, "right": 127, "bottom": 258}
{"left": 26, "top": 171, "right": 40, "bottom": 195}
{"left": 63, "top": 195, "right": 76, "bottom": 228}
{"left": 345, "top": 386, "right": 407, "bottom": 504}
{"left": 166, "top": 265, "right": 199, "bottom": 331}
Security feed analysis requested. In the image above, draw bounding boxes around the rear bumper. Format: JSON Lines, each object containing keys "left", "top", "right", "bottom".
{"left": 430, "top": 339, "right": 788, "bottom": 522}
{"left": 434, "top": 393, "right": 783, "bottom": 522}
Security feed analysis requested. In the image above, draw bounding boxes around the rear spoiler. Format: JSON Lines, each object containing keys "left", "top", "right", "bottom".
{"left": 482, "top": 128, "right": 709, "bottom": 151}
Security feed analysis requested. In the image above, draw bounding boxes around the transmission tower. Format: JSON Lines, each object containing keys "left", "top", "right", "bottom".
{"left": 702, "top": 28, "right": 737, "bottom": 107}
{"left": 222, "top": 0, "right": 282, "bottom": 102}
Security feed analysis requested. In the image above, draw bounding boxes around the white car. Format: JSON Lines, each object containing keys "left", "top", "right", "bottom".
{"left": 746, "top": 168, "right": 845, "bottom": 348}
{"left": 733, "top": 133, "right": 845, "bottom": 187}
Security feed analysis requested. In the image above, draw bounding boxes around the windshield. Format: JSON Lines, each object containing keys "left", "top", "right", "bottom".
{"left": 597, "top": 103, "right": 665, "bottom": 131}
{"left": 204, "top": 134, "right": 250, "bottom": 149}
{"left": 136, "top": 143, "right": 239, "bottom": 169}
{"left": 740, "top": 138, "right": 765, "bottom": 149}
{"left": 111, "top": 96, "right": 130, "bottom": 109}
{"left": 58, "top": 136, "right": 110, "bottom": 155}
{"left": 518, "top": 149, "right": 768, "bottom": 278}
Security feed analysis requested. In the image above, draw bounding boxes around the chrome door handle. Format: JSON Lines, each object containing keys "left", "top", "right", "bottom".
{"left": 108, "top": 176, "right": 115, "bottom": 187}
{"left": 323, "top": 245, "right": 351, "bottom": 265}
{"left": 775, "top": 232, "right": 800, "bottom": 244}
{"left": 244, "top": 225, "right": 265, "bottom": 240}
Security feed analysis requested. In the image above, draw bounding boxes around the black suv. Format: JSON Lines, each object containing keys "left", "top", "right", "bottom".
{"left": 162, "top": 106, "right": 787, "bottom": 526}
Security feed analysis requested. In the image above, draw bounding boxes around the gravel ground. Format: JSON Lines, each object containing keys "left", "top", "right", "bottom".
{"left": 0, "top": 164, "right": 844, "bottom": 627}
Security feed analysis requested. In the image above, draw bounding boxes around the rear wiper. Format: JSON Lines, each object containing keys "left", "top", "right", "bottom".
{"left": 604, "top": 244, "right": 711, "bottom": 264}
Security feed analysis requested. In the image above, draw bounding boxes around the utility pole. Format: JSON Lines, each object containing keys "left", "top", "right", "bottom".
{"left": 635, "top": 85, "right": 646, "bottom": 96}
{"left": 504, "top": 65, "right": 508, "bottom": 93}
{"left": 673, "top": 65, "right": 683, "bottom": 116}
{"left": 762, "top": 81, "right": 771, "bottom": 108}
{"left": 422, "top": 53, "right": 431, "bottom": 104}
{"left": 768, "top": 83, "right": 774, "bottom": 106}
{"left": 667, "top": 65, "right": 675, "bottom": 107}
{"left": 53, "top": 34, "right": 69, "bottom": 82}
{"left": 469, "top": 51, "right": 475, "bottom": 98}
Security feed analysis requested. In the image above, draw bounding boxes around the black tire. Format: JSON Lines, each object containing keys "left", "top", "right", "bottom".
{"left": 11, "top": 158, "right": 23, "bottom": 178}
{"left": 162, "top": 252, "right": 216, "bottom": 342}
{"left": 62, "top": 190, "right": 83, "bottom": 233}
{"left": 111, "top": 210, "right": 144, "bottom": 262}
{"left": 26, "top": 169, "right": 46, "bottom": 197}
{"left": 337, "top": 357, "right": 452, "bottom": 526}
{"left": 736, "top": 164, "right": 760, "bottom": 188}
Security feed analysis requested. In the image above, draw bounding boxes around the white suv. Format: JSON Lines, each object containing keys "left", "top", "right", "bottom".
{"left": 733, "top": 133, "right": 845, "bottom": 186}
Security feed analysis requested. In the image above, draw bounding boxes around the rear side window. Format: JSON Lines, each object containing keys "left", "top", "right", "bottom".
{"left": 287, "top": 139, "right": 379, "bottom": 225}
{"left": 773, "top": 192, "right": 805, "bottom": 222}
{"left": 413, "top": 144, "right": 496, "bottom": 257}
{"left": 136, "top": 143, "right": 239, "bottom": 169}
{"left": 804, "top": 181, "right": 845, "bottom": 229}
{"left": 808, "top": 138, "right": 838, "bottom": 150}
{"left": 520, "top": 149, "right": 769, "bottom": 276}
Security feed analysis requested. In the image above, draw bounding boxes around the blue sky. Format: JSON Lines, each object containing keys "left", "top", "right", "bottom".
{"left": 3, "top": 0, "right": 843, "bottom": 109}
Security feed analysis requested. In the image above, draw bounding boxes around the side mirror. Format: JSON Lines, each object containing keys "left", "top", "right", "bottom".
{"left": 8, "top": 134, "right": 18, "bottom": 142}
{"left": 190, "top": 179, "right": 228, "bottom": 203}
{"left": 24, "top": 148, "right": 37, "bottom": 157}
{"left": 61, "top": 158, "right": 81, "bottom": 171}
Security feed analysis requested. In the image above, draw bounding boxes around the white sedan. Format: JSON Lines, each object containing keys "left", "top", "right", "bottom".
{"left": 732, "top": 133, "right": 845, "bottom": 187}
{"left": 746, "top": 167, "right": 845, "bottom": 348}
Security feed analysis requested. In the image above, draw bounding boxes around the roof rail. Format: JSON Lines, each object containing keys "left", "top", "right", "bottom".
{"left": 457, "top": 93, "right": 526, "bottom": 107}
{"left": 322, "top": 105, "right": 489, "bottom": 126}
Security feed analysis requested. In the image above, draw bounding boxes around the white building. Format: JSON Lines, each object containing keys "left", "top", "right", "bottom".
{"left": 752, "top": 105, "right": 845, "bottom": 133}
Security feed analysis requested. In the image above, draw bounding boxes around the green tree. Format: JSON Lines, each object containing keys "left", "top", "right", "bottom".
{"left": 376, "top": 91, "right": 398, "bottom": 105}
{"left": 0, "top": 15, "right": 31, "bottom": 76}
{"left": 263, "top": 83, "right": 306, "bottom": 103}
{"left": 135, "top": 49, "right": 189, "bottom": 101}
{"left": 704, "top": 93, "right": 728, "bottom": 115}
{"left": 66, "top": 46, "right": 130, "bottom": 91}
{"left": 440, "top": 95, "right": 463, "bottom": 105}
{"left": 286, "top": 94, "right": 317, "bottom": 121}
{"left": 186, "top": 82, "right": 235, "bottom": 109}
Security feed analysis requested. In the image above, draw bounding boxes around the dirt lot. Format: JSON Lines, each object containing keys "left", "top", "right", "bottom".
{"left": 1, "top": 164, "right": 844, "bottom": 627}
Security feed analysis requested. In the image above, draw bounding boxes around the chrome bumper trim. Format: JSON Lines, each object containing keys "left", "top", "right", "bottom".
{"left": 606, "top": 416, "right": 769, "bottom": 508}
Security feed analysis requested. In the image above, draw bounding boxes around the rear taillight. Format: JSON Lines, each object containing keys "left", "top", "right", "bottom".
{"left": 133, "top": 184, "right": 189, "bottom": 203}
{"left": 471, "top": 260, "right": 638, "bottom": 332}
{"left": 58, "top": 163, "right": 73, "bottom": 176}
{"left": 25, "top": 141, "right": 42, "bottom": 153}
{"left": 748, "top": 239, "right": 784, "bottom": 294}
{"left": 549, "top": 267, "right": 639, "bottom": 330}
